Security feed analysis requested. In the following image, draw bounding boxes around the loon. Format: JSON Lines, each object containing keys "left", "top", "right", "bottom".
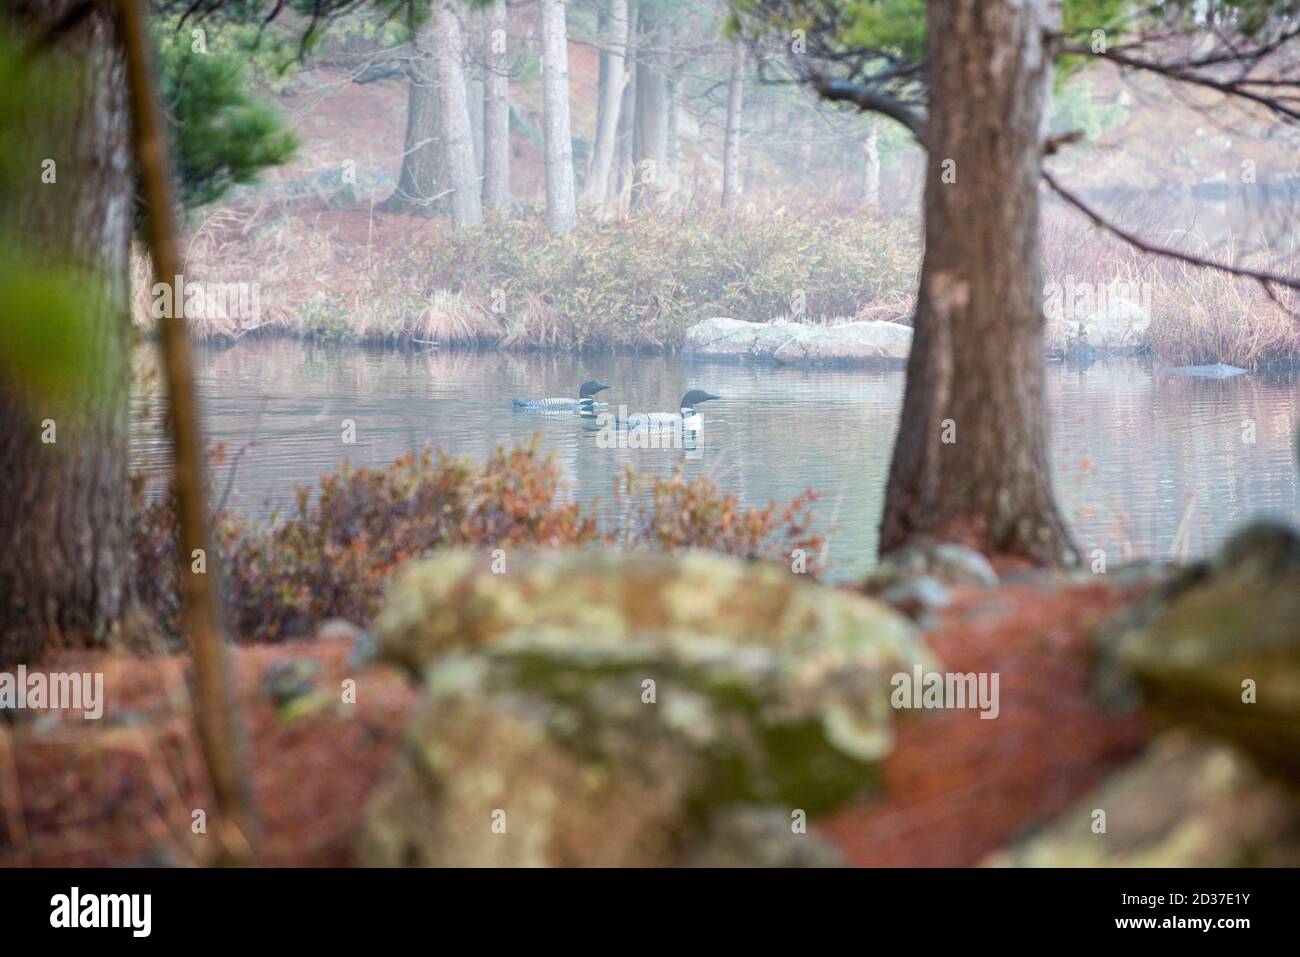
{"left": 624, "top": 389, "right": 721, "bottom": 433}
{"left": 512, "top": 380, "right": 611, "bottom": 416}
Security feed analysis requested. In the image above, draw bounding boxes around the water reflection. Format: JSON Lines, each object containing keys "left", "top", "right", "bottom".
{"left": 131, "top": 340, "right": 1299, "bottom": 582}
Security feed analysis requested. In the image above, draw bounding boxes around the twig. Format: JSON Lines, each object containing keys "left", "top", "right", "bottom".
{"left": 119, "top": 0, "right": 256, "bottom": 866}
{"left": 0, "top": 723, "right": 31, "bottom": 866}
{"left": 1041, "top": 169, "right": 1300, "bottom": 311}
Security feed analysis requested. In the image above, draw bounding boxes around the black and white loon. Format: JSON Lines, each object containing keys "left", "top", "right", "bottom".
{"left": 625, "top": 389, "right": 721, "bottom": 432}
{"left": 512, "top": 380, "right": 611, "bottom": 416}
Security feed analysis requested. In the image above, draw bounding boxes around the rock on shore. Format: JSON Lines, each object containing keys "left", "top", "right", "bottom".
{"left": 1045, "top": 296, "right": 1152, "bottom": 357}
{"left": 683, "top": 317, "right": 912, "bottom": 367}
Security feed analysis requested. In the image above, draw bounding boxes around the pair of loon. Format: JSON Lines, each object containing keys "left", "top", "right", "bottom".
{"left": 513, "top": 380, "right": 721, "bottom": 430}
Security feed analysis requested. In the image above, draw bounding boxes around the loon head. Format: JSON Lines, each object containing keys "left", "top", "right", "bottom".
{"left": 579, "top": 380, "right": 610, "bottom": 417}
{"left": 679, "top": 389, "right": 721, "bottom": 415}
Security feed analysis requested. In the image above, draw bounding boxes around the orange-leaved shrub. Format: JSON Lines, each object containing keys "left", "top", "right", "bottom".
{"left": 131, "top": 438, "right": 826, "bottom": 646}
{"left": 614, "top": 466, "right": 825, "bottom": 571}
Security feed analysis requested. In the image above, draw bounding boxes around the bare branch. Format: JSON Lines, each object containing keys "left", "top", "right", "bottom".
{"left": 1042, "top": 169, "right": 1300, "bottom": 310}
{"left": 1061, "top": 39, "right": 1300, "bottom": 123}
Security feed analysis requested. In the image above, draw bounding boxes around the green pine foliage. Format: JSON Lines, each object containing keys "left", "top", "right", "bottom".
{"left": 156, "top": 23, "right": 299, "bottom": 209}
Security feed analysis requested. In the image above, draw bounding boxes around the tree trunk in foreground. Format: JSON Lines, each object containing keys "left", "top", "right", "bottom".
{"left": 540, "top": 0, "right": 577, "bottom": 234}
{"left": 0, "top": 1, "right": 132, "bottom": 666}
{"left": 381, "top": 23, "right": 445, "bottom": 215}
{"left": 721, "top": 39, "right": 744, "bottom": 211}
{"left": 879, "top": 0, "right": 1077, "bottom": 567}
{"left": 481, "top": 0, "right": 510, "bottom": 208}
{"left": 583, "top": 0, "right": 628, "bottom": 207}
{"left": 432, "top": 0, "right": 483, "bottom": 228}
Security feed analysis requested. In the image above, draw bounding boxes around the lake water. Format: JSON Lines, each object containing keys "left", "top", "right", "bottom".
{"left": 131, "top": 340, "right": 1300, "bottom": 582}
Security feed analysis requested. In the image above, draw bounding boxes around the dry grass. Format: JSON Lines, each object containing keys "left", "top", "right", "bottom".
{"left": 1041, "top": 206, "right": 1299, "bottom": 367}
{"left": 133, "top": 199, "right": 1298, "bottom": 365}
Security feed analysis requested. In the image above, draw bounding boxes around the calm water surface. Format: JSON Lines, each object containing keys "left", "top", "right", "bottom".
{"left": 131, "top": 340, "right": 1300, "bottom": 582}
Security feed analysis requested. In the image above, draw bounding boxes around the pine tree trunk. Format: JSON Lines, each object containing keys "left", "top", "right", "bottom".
{"left": 583, "top": 0, "right": 628, "bottom": 207}
{"left": 540, "top": 0, "right": 577, "bottom": 234}
{"left": 588, "top": 0, "right": 610, "bottom": 186}
{"left": 611, "top": 26, "right": 638, "bottom": 210}
{"left": 481, "top": 0, "right": 511, "bottom": 209}
{"left": 0, "top": 1, "right": 133, "bottom": 666}
{"left": 432, "top": 0, "right": 483, "bottom": 228}
{"left": 665, "top": 70, "right": 679, "bottom": 193}
{"left": 381, "top": 22, "right": 445, "bottom": 215}
{"left": 630, "top": 11, "right": 667, "bottom": 208}
{"left": 468, "top": 75, "right": 485, "bottom": 176}
{"left": 863, "top": 120, "right": 881, "bottom": 209}
{"left": 465, "top": 6, "right": 485, "bottom": 179}
{"left": 879, "top": 0, "right": 1077, "bottom": 567}
{"left": 721, "top": 39, "right": 744, "bottom": 210}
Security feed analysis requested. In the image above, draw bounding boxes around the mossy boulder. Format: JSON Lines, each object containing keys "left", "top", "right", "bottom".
{"left": 984, "top": 732, "right": 1300, "bottom": 867}
{"left": 360, "top": 549, "right": 930, "bottom": 866}
{"left": 1106, "top": 521, "right": 1300, "bottom": 780}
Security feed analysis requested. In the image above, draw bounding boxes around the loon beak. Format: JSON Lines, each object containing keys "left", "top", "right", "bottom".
{"left": 701, "top": 393, "right": 721, "bottom": 402}
{"left": 595, "top": 382, "right": 611, "bottom": 394}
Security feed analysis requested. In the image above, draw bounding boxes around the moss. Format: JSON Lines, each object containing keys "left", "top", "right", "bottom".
{"left": 363, "top": 549, "right": 934, "bottom": 865}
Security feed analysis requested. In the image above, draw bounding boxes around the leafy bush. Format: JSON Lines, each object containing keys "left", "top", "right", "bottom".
{"left": 132, "top": 438, "right": 826, "bottom": 645}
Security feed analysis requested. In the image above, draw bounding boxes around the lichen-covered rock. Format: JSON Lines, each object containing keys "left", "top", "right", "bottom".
{"left": 878, "top": 576, "right": 952, "bottom": 624}
{"left": 360, "top": 549, "right": 931, "bottom": 866}
{"left": 1045, "top": 296, "right": 1151, "bottom": 357}
{"left": 684, "top": 806, "right": 847, "bottom": 867}
{"left": 682, "top": 316, "right": 815, "bottom": 360}
{"left": 681, "top": 316, "right": 912, "bottom": 366}
{"left": 771, "top": 320, "right": 912, "bottom": 367}
{"left": 864, "top": 543, "right": 1000, "bottom": 594}
{"left": 1106, "top": 520, "right": 1300, "bottom": 780}
{"left": 258, "top": 658, "right": 322, "bottom": 708}
{"left": 983, "top": 732, "right": 1300, "bottom": 867}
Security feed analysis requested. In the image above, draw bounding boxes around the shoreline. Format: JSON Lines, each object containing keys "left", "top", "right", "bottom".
{"left": 153, "top": 326, "right": 1300, "bottom": 373}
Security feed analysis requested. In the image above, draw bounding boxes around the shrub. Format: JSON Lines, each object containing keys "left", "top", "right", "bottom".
{"left": 398, "top": 206, "right": 920, "bottom": 351}
{"left": 132, "top": 438, "right": 827, "bottom": 645}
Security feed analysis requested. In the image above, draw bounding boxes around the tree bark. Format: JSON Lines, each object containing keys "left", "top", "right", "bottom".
{"left": 588, "top": 0, "right": 610, "bottom": 186}
{"left": 721, "top": 39, "right": 744, "bottom": 210}
{"left": 464, "top": 5, "right": 485, "bottom": 178}
{"left": 879, "top": 0, "right": 1077, "bottom": 567}
{"left": 863, "top": 119, "right": 881, "bottom": 209}
{"left": 0, "top": 0, "right": 132, "bottom": 666}
{"left": 481, "top": 0, "right": 511, "bottom": 208}
{"left": 665, "top": 69, "right": 680, "bottom": 192}
{"left": 583, "top": 0, "right": 628, "bottom": 207}
{"left": 432, "top": 0, "right": 483, "bottom": 229}
{"left": 380, "top": 22, "right": 445, "bottom": 215}
{"left": 630, "top": 10, "right": 668, "bottom": 208}
{"left": 468, "top": 75, "right": 485, "bottom": 176}
{"left": 611, "top": 24, "right": 638, "bottom": 210}
{"left": 540, "top": 0, "right": 577, "bottom": 234}
{"left": 120, "top": 0, "right": 255, "bottom": 863}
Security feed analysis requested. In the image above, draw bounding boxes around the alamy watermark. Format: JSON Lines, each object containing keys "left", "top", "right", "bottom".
{"left": 594, "top": 407, "right": 701, "bottom": 450}
{"left": 890, "top": 665, "right": 1000, "bottom": 719}
{"left": 50, "top": 887, "right": 151, "bottom": 937}
{"left": 151, "top": 273, "right": 261, "bottom": 327}
{"left": 0, "top": 666, "right": 104, "bottom": 719}
{"left": 1043, "top": 276, "right": 1152, "bottom": 323}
